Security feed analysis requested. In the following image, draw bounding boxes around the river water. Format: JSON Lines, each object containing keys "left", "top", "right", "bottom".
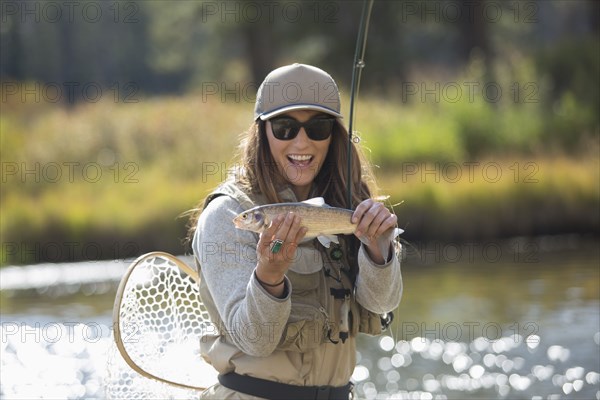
{"left": 1, "top": 235, "right": 599, "bottom": 399}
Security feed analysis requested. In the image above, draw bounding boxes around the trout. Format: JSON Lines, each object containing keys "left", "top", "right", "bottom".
{"left": 233, "top": 197, "right": 403, "bottom": 249}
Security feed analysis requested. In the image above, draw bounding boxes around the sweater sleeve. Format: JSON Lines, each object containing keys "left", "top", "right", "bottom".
{"left": 192, "top": 195, "right": 291, "bottom": 357}
{"left": 355, "top": 242, "right": 403, "bottom": 314}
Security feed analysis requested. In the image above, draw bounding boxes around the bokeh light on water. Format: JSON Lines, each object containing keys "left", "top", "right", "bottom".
{"left": 1, "top": 243, "right": 599, "bottom": 399}
{"left": 1, "top": 322, "right": 113, "bottom": 399}
{"left": 352, "top": 331, "right": 599, "bottom": 399}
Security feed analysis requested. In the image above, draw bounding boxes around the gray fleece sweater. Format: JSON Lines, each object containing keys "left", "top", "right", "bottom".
{"left": 192, "top": 191, "right": 402, "bottom": 386}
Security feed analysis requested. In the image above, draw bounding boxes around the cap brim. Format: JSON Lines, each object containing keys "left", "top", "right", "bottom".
{"left": 258, "top": 104, "right": 343, "bottom": 120}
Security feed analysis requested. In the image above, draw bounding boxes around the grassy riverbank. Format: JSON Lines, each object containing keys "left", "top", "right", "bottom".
{"left": 1, "top": 89, "right": 598, "bottom": 265}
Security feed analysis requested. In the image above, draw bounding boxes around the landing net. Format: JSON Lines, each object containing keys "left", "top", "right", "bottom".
{"left": 105, "top": 252, "right": 217, "bottom": 398}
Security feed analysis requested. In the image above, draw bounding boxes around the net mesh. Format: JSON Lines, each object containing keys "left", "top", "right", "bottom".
{"left": 105, "top": 252, "right": 217, "bottom": 398}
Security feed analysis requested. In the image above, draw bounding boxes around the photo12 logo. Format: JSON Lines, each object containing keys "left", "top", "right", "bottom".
{"left": 1, "top": 1, "right": 140, "bottom": 24}
{"left": 401, "top": 81, "right": 539, "bottom": 104}
{"left": 406, "top": 240, "right": 540, "bottom": 264}
{"left": 1, "top": 322, "right": 110, "bottom": 344}
{"left": 199, "top": 1, "right": 339, "bottom": 24}
{"left": 399, "top": 162, "right": 539, "bottom": 184}
{"left": 1, "top": 82, "right": 140, "bottom": 104}
{"left": 398, "top": 321, "right": 540, "bottom": 343}
{"left": 1, "top": 241, "right": 140, "bottom": 264}
{"left": 1, "top": 162, "right": 139, "bottom": 184}
{"left": 398, "top": 1, "right": 539, "bottom": 24}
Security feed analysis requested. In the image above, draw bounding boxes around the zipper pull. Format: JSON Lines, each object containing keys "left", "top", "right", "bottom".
{"left": 339, "top": 299, "right": 350, "bottom": 343}
{"left": 320, "top": 307, "right": 339, "bottom": 345}
{"left": 319, "top": 306, "right": 332, "bottom": 330}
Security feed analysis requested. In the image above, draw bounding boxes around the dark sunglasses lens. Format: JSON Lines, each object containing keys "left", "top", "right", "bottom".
{"left": 270, "top": 117, "right": 334, "bottom": 141}
{"left": 271, "top": 119, "right": 300, "bottom": 140}
{"left": 306, "top": 119, "right": 334, "bottom": 140}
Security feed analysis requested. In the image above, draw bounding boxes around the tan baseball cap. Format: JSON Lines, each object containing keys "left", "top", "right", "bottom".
{"left": 254, "top": 63, "right": 342, "bottom": 120}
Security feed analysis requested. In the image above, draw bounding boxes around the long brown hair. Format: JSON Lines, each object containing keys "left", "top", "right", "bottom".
{"left": 185, "top": 117, "right": 379, "bottom": 246}
{"left": 240, "top": 119, "right": 376, "bottom": 206}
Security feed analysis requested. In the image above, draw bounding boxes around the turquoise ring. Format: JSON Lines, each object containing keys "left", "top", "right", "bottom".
{"left": 270, "top": 239, "right": 284, "bottom": 254}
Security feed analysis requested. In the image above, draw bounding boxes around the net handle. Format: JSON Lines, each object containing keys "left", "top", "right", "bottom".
{"left": 112, "top": 251, "right": 207, "bottom": 391}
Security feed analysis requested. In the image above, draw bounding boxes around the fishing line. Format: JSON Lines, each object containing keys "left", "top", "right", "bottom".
{"left": 347, "top": 0, "right": 375, "bottom": 209}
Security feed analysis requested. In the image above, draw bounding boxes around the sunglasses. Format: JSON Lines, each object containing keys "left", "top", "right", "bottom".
{"left": 269, "top": 116, "right": 336, "bottom": 141}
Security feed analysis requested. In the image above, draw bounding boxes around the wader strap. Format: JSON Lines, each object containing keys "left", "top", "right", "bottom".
{"left": 218, "top": 372, "right": 353, "bottom": 400}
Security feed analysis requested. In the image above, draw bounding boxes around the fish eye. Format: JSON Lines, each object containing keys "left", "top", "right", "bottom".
{"left": 242, "top": 213, "right": 248, "bottom": 220}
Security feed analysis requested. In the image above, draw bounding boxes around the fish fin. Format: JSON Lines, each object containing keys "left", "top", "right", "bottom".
{"left": 375, "top": 227, "right": 405, "bottom": 260}
{"left": 358, "top": 228, "right": 403, "bottom": 250}
{"left": 357, "top": 235, "right": 371, "bottom": 246}
{"left": 301, "top": 197, "right": 326, "bottom": 207}
{"left": 317, "top": 235, "right": 339, "bottom": 248}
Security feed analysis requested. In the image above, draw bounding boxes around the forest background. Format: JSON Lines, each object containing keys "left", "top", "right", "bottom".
{"left": 1, "top": 0, "right": 598, "bottom": 265}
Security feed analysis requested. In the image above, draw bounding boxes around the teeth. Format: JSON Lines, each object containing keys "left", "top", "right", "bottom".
{"left": 289, "top": 155, "right": 312, "bottom": 161}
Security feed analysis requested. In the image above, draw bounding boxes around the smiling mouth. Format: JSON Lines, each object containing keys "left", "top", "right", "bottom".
{"left": 287, "top": 154, "right": 313, "bottom": 167}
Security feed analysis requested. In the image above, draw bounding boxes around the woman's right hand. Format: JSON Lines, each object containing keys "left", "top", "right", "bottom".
{"left": 256, "top": 212, "right": 307, "bottom": 293}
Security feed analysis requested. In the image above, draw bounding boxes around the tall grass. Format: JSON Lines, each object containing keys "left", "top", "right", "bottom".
{"left": 379, "top": 156, "right": 599, "bottom": 240}
{"left": 1, "top": 81, "right": 598, "bottom": 265}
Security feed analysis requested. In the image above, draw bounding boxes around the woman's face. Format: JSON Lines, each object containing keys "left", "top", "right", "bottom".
{"left": 266, "top": 109, "right": 332, "bottom": 200}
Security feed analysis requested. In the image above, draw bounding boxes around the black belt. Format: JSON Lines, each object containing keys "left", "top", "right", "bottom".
{"left": 218, "top": 372, "right": 353, "bottom": 400}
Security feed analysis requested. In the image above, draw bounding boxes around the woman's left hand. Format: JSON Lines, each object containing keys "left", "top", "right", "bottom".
{"left": 352, "top": 199, "right": 397, "bottom": 264}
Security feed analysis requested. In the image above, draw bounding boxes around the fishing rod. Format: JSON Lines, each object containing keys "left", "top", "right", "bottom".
{"left": 347, "top": 0, "right": 375, "bottom": 209}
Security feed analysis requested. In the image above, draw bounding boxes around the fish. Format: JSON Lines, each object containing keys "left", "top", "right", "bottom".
{"left": 232, "top": 197, "right": 403, "bottom": 251}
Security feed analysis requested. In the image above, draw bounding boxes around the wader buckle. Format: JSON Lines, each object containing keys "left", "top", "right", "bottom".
{"left": 316, "top": 386, "right": 331, "bottom": 400}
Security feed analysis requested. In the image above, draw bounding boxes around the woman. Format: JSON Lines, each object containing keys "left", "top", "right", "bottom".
{"left": 191, "top": 63, "right": 402, "bottom": 399}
